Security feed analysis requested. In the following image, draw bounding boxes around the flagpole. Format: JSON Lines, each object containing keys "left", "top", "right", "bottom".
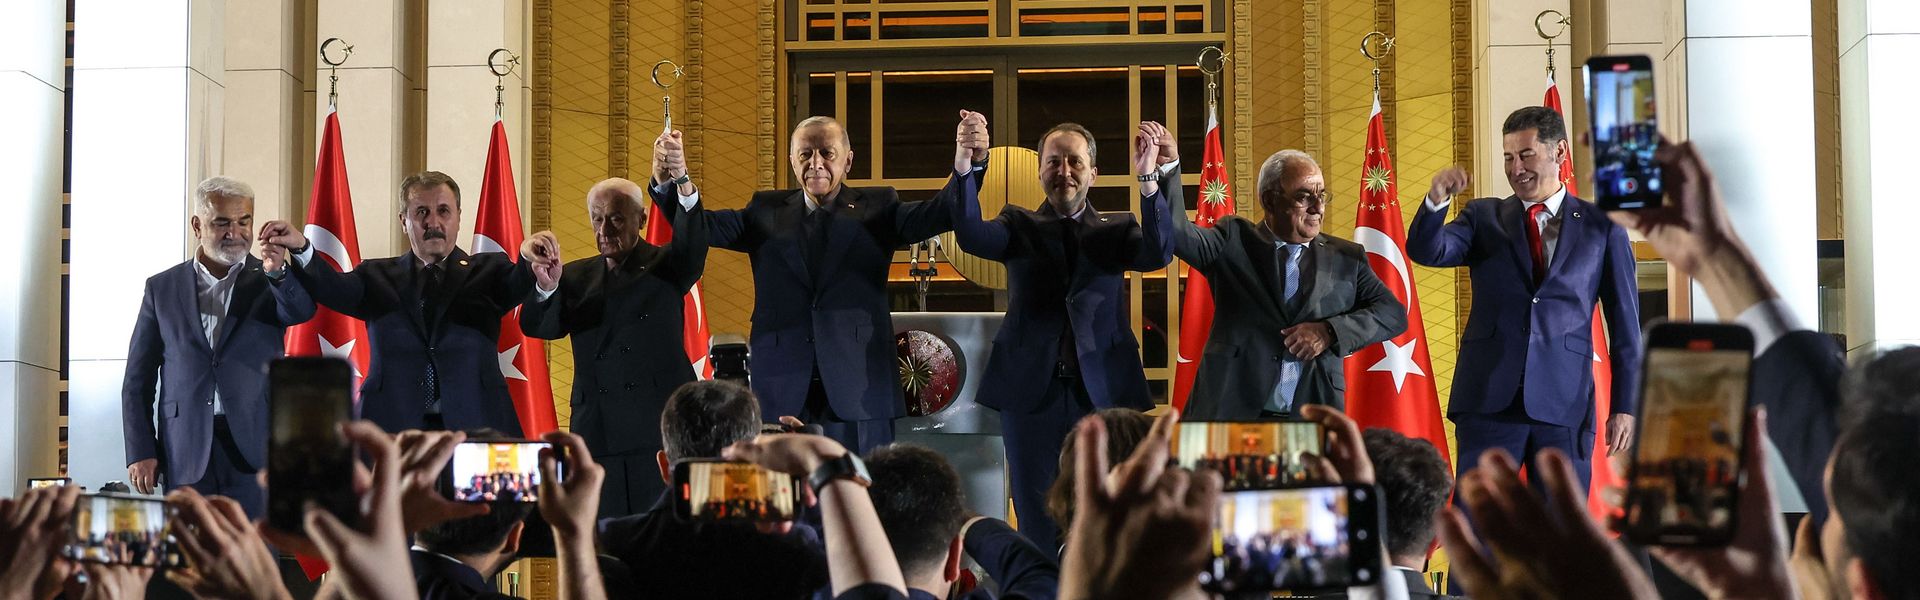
{"left": 1535, "top": 10, "right": 1570, "bottom": 82}
{"left": 651, "top": 59, "right": 683, "bottom": 134}
{"left": 1360, "top": 31, "right": 1394, "bottom": 96}
{"left": 319, "top": 38, "right": 354, "bottom": 109}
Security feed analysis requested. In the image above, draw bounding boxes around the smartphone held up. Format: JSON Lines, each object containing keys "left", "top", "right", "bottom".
{"left": 1584, "top": 54, "right": 1664, "bottom": 211}
{"left": 1622, "top": 322, "right": 1755, "bottom": 546}
{"left": 266, "top": 357, "right": 359, "bottom": 534}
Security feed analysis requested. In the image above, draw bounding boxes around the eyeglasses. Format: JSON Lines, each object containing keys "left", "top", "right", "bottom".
{"left": 1287, "top": 190, "right": 1332, "bottom": 212}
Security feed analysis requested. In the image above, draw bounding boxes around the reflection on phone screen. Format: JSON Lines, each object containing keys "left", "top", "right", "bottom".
{"left": 1589, "top": 61, "right": 1662, "bottom": 209}
{"left": 450, "top": 442, "right": 550, "bottom": 503}
{"left": 681, "top": 462, "right": 798, "bottom": 521}
{"left": 64, "top": 494, "right": 172, "bottom": 567}
{"left": 1202, "top": 486, "right": 1353, "bottom": 593}
{"left": 1172, "top": 421, "right": 1327, "bottom": 490}
{"left": 1627, "top": 347, "right": 1749, "bottom": 540}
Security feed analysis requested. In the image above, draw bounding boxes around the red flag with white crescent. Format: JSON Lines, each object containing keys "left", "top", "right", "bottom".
{"left": 645, "top": 177, "right": 713, "bottom": 380}
{"left": 1546, "top": 74, "right": 1621, "bottom": 524}
{"left": 283, "top": 108, "right": 368, "bottom": 580}
{"left": 1343, "top": 94, "right": 1451, "bottom": 467}
{"left": 473, "top": 118, "right": 560, "bottom": 436}
{"left": 1170, "top": 102, "right": 1234, "bottom": 411}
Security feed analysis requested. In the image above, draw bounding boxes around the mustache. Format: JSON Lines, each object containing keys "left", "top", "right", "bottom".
{"left": 423, "top": 230, "right": 448, "bottom": 241}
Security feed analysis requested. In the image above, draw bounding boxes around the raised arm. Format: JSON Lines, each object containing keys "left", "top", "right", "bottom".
{"left": 661, "top": 187, "right": 710, "bottom": 291}
{"left": 262, "top": 220, "right": 373, "bottom": 319}
{"left": 1324, "top": 253, "right": 1409, "bottom": 357}
{"left": 960, "top": 517, "right": 1060, "bottom": 600}
{"left": 1405, "top": 167, "right": 1476, "bottom": 268}
{"left": 894, "top": 110, "right": 991, "bottom": 245}
{"left": 519, "top": 269, "right": 572, "bottom": 341}
{"left": 1125, "top": 122, "right": 1178, "bottom": 272}
{"left": 946, "top": 169, "right": 1012, "bottom": 261}
{"left": 260, "top": 246, "right": 318, "bottom": 327}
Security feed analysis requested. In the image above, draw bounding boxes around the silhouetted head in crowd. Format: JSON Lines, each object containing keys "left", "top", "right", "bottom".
{"left": 657, "top": 380, "right": 764, "bottom": 484}
{"left": 1826, "top": 410, "right": 1920, "bottom": 600}
{"left": 1362, "top": 428, "right": 1452, "bottom": 569}
{"left": 865, "top": 444, "right": 969, "bottom": 593}
{"left": 1046, "top": 407, "right": 1155, "bottom": 547}
{"left": 416, "top": 502, "right": 535, "bottom": 578}
{"left": 1841, "top": 346, "right": 1920, "bottom": 428}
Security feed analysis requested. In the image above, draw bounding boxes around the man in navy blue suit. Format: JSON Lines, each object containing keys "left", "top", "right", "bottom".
{"left": 123, "top": 176, "right": 316, "bottom": 517}
{"left": 1406, "top": 106, "right": 1641, "bottom": 495}
{"left": 660, "top": 114, "right": 982, "bottom": 453}
{"left": 261, "top": 171, "right": 564, "bottom": 436}
{"left": 948, "top": 117, "right": 1172, "bottom": 548}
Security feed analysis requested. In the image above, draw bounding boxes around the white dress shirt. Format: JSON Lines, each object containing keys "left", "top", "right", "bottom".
{"left": 1425, "top": 185, "right": 1567, "bottom": 265}
{"left": 193, "top": 253, "right": 242, "bottom": 415}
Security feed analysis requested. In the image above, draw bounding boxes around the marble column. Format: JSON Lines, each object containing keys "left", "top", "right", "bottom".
{"left": 317, "top": 0, "right": 424, "bottom": 258}
{"left": 425, "top": 0, "right": 530, "bottom": 237}
{"left": 1841, "top": 0, "right": 1920, "bottom": 353}
{"left": 0, "top": 0, "right": 68, "bottom": 493}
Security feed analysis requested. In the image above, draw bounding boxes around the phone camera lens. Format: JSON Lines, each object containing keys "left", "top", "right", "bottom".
{"left": 1355, "top": 489, "right": 1368, "bottom": 501}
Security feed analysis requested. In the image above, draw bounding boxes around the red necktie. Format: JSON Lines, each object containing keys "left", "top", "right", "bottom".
{"left": 1526, "top": 202, "right": 1548, "bottom": 285}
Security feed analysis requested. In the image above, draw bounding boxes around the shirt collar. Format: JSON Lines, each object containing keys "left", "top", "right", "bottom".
{"left": 1524, "top": 186, "right": 1568, "bottom": 217}
{"left": 192, "top": 250, "right": 243, "bottom": 286}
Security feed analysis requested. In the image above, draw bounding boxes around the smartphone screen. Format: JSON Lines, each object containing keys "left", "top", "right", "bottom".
{"left": 1200, "top": 484, "right": 1383, "bottom": 593}
{"left": 1172, "top": 420, "right": 1328, "bottom": 490}
{"left": 267, "top": 357, "right": 357, "bottom": 533}
{"left": 448, "top": 441, "right": 555, "bottom": 503}
{"left": 672, "top": 460, "right": 801, "bottom": 522}
{"left": 29, "top": 477, "right": 71, "bottom": 489}
{"left": 1623, "top": 323, "right": 1754, "bottom": 546}
{"left": 64, "top": 493, "right": 175, "bottom": 567}
{"left": 1585, "top": 54, "right": 1663, "bottom": 210}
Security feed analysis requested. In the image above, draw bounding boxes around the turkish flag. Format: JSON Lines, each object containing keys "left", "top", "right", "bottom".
{"left": 473, "top": 118, "right": 559, "bottom": 436}
{"left": 282, "top": 108, "right": 368, "bottom": 580}
{"left": 1170, "top": 101, "right": 1234, "bottom": 411}
{"left": 1342, "top": 94, "right": 1450, "bottom": 467}
{"left": 1545, "top": 75, "right": 1622, "bottom": 523}
{"left": 644, "top": 163, "right": 713, "bottom": 380}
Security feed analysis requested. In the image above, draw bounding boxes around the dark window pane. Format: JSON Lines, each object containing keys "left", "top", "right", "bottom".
{"left": 806, "top": 13, "right": 834, "bottom": 41}
{"left": 882, "top": 70, "right": 993, "bottom": 178}
{"left": 844, "top": 13, "right": 872, "bottom": 40}
{"left": 1174, "top": 5, "right": 1205, "bottom": 34}
{"left": 1087, "top": 187, "right": 1130, "bottom": 213}
{"left": 1140, "top": 7, "right": 1168, "bottom": 35}
{"left": 847, "top": 73, "right": 873, "bottom": 180}
{"left": 1017, "top": 68, "right": 1129, "bottom": 175}
{"left": 1140, "top": 66, "right": 1169, "bottom": 124}
{"left": 879, "top": 11, "right": 989, "bottom": 39}
{"left": 1177, "top": 67, "right": 1206, "bottom": 175}
{"left": 807, "top": 74, "right": 836, "bottom": 121}
{"left": 1183, "top": 184, "right": 1202, "bottom": 212}
{"left": 1019, "top": 7, "right": 1128, "bottom": 36}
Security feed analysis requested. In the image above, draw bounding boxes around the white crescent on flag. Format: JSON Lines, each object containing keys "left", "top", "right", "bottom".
{"left": 473, "top": 233, "right": 507, "bottom": 256}
{"left": 304, "top": 225, "right": 357, "bottom": 273}
{"left": 1352, "top": 226, "right": 1412, "bottom": 295}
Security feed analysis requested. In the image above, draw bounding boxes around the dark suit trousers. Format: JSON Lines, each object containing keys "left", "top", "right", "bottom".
{"left": 1451, "top": 408, "right": 1593, "bottom": 499}
{"left": 184, "top": 417, "right": 265, "bottom": 519}
{"left": 800, "top": 371, "right": 895, "bottom": 454}
{"left": 1003, "top": 373, "right": 1093, "bottom": 551}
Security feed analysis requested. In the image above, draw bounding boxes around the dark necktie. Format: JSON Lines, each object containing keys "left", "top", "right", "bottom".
{"left": 805, "top": 207, "right": 831, "bottom": 280}
{"left": 420, "top": 263, "right": 445, "bottom": 410}
{"left": 1057, "top": 215, "right": 1082, "bottom": 375}
{"left": 1525, "top": 202, "right": 1548, "bottom": 285}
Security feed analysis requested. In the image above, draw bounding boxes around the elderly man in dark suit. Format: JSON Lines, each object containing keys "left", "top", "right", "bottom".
{"left": 122, "top": 176, "right": 316, "bottom": 516}
{"left": 521, "top": 130, "right": 707, "bottom": 517}
{"left": 658, "top": 114, "right": 982, "bottom": 453}
{"left": 1167, "top": 130, "right": 1407, "bottom": 419}
{"left": 948, "top": 116, "right": 1171, "bottom": 547}
{"left": 259, "top": 171, "right": 564, "bottom": 436}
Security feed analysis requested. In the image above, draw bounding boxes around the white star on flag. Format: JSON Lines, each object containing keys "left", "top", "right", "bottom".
{"left": 318, "top": 335, "right": 361, "bottom": 377}
{"left": 1367, "top": 339, "right": 1427, "bottom": 393}
{"left": 499, "top": 344, "right": 527, "bottom": 381}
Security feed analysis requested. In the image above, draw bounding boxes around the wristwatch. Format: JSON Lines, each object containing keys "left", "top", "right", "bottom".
{"left": 1135, "top": 173, "right": 1161, "bottom": 183}
{"left": 671, "top": 171, "right": 692, "bottom": 186}
{"left": 809, "top": 452, "right": 872, "bottom": 493}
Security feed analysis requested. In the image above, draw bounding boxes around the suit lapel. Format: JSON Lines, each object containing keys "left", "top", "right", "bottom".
{"left": 396, "top": 252, "right": 432, "bottom": 343}
{"left": 1546, "top": 196, "right": 1588, "bottom": 281}
{"left": 1241, "top": 224, "right": 1292, "bottom": 322}
{"left": 1301, "top": 235, "right": 1335, "bottom": 319}
{"left": 780, "top": 191, "right": 814, "bottom": 286}
{"left": 215, "top": 258, "right": 267, "bottom": 354}
{"left": 1034, "top": 204, "right": 1072, "bottom": 280}
{"left": 173, "top": 261, "right": 211, "bottom": 354}
{"left": 426, "top": 248, "right": 474, "bottom": 339}
{"left": 1498, "top": 197, "right": 1538, "bottom": 291}
{"left": 817, "top": 187, "right": 864, "bottom": 283}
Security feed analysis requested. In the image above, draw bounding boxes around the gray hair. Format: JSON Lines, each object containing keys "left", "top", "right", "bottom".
{"left": 586, "top": 177, "right": 648, "bottom": 215}
{"left": 1256, "top": 149, "right": 1318, "bottom": 200}
{"left": 792, "top": 115, "right": 852, "bottom": 151}
{"left": 194, "top": 176, "right": 256, "bottom": 217}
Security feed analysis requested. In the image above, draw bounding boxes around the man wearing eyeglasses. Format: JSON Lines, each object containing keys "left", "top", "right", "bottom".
{"left": 1166, "top": 137, "right": 1407, "bottom": 419}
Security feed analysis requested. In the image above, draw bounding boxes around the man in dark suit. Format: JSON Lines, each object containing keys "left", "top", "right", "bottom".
{"left": 122, "top": 176, "right": 316, "bottom": 517}
{"left": 665, "top": 114, "right": 980, "bottom": 453}
{"left": 1167, "top": 136, "right": 1408, "bottom": 418}
{"left": 864, "top": 443, "right": 1059, "bottom": 600}
{"left": 948, "top": 116, "right": 1170, "bottom": 548}
{"left": 1407, "top": 106, "right": 1641, "bottom": 495}
{"left": 598, "top": 380, "right": 829, "bottom": 599}
{"left": 259, "top": 171, "right": 563, "bottom": 436}
{"left": 410, "top": 502, "right": 533, "bottom": 600}
{"left": 521, "top": 139, "right": 708, "bottom": 518}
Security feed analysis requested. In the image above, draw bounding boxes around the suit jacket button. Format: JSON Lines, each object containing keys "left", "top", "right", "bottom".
{"left": 638, "top": 314, "right": 648, "bottom": 320}
{"left": 1531, "top": 298, "right": 1539, "bottom": 304}
{"left": 621, "top": 346, "right": 632, "bottom": 353}
{"left": 1272, "top": 354, "right": 1282, "bottom": 361}
{"left": 806, "top": 336, "right": 815, "bottom": 343}
{"left": 624, "top": 382, "right": 637, "bottom": 389}
{"left": 597, "top": 388, "right": 609, "bottom": 394}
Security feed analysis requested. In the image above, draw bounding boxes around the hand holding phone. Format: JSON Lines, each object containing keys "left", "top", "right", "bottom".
{"left": 1199, "top": 484, "right": 1384, "bottom": 593}
{"left": 266, "top": 357, "right": 357, "bottom": 534}
{"left": 446, "top": 440, "right": 558, "bottom": 503}
{"left": 673, "top": 460, "right": 803, "bottom": 522}
{"left": 1585, "top": 54, "right": 1663, "bottom": 211}
{"left": 63, "top": 493, "right": 175, "bottom": 567}
{"left": 1622, "top": 322, "right": 1755, "bottom": 546}
{"left": 1171, "top": 420, "right": 1330, "bottom": 490}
